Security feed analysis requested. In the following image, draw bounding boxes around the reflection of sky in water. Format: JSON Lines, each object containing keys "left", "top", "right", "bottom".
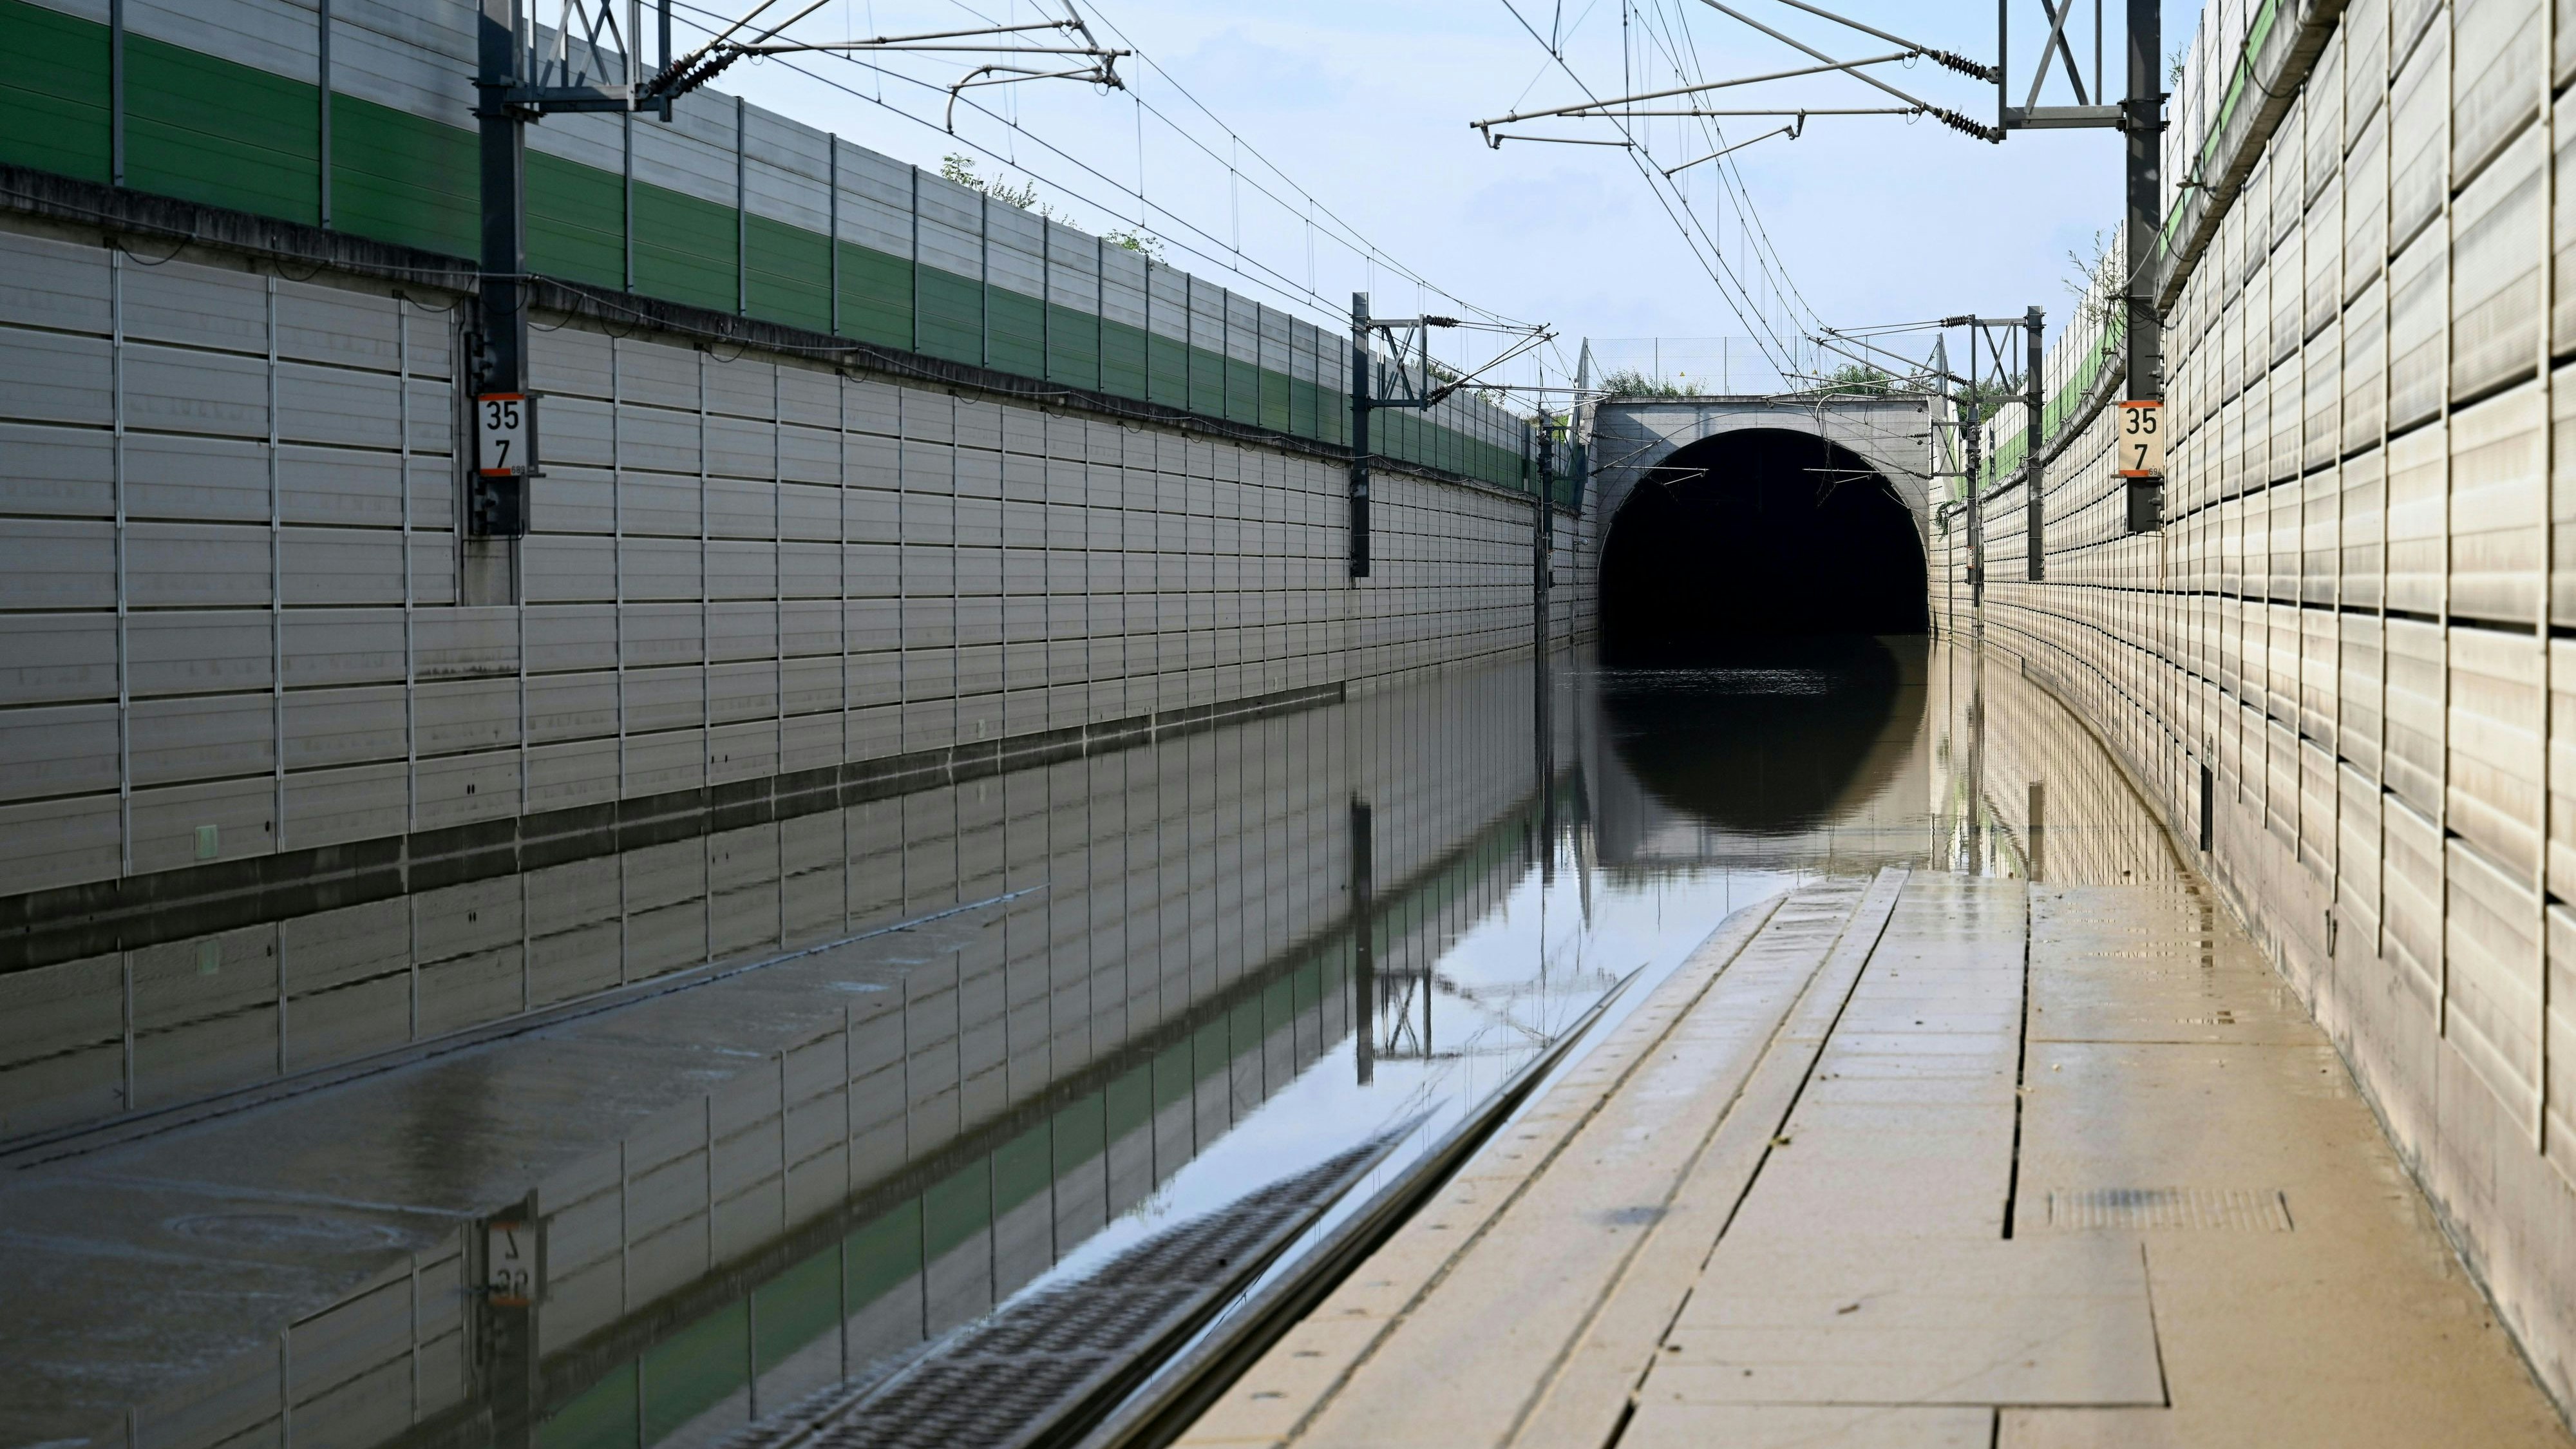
{"left": 1009, "top": 851, "right": 1807, "bottom": 1305}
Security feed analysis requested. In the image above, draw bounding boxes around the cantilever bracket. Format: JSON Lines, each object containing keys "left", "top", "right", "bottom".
{"left": 2002, "top": 104, "right": 2125, "bottom": 129}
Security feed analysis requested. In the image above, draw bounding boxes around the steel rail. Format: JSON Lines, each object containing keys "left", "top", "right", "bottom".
{"left": 1069, "top": 965, "right": 1650, "bottom": 1449}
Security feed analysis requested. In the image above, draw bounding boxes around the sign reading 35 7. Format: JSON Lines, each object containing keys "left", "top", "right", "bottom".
{"left": 2116, "top": 400, "right": 2164, "bottom": 477}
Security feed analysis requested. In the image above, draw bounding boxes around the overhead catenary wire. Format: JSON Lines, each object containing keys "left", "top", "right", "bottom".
{"left": 1622, "top": 0, "right": 1830, "bottom": 343}
{"left": 1471, "top": 49, "right": 1913, "bottom": 126}
{"left": 1085, "top": 3, "right": 1530, "bottom": 335}
{"left": 1629, "top": 0, "right": 1822, "bottom": 330}
{"left": 1070, "top": 0, "right": 1527, "bottom": 328}
{"left": 992, "top": 0, "right": 1571, "bottom": 400}
{"left": 1490, "top": 0, "right": 1813, "bottom": 371}
{"left": 661, "top": 0, "right": 1533, "bottom": 348}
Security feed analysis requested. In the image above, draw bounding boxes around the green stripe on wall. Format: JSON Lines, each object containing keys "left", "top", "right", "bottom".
{"left": 1226, "top": 358, "right": 1259, "bottom": 427}
{"left": 527, "top": 149, "right": 624, "bottom": 290}
{"left": 1289, "top": 379, "right": 1319, "bottom": 441}
{"left": 1187, "top": 345, "right": 1226, "bottom": 418}
{"left": 1260, "top": 368, "right": 1291, "bottom": 434}
{"left": 1046, "top": 301, "right": 1101, "bottom": 391}
{"left": 0, "top": 12, "right": 1527, "bottom": 475}
{"left": 0, "top": 0, "right": 109, "bottom": 184}
{"left": 1146, "top": 334, "right": 1189, "bottom": 409}
{"left": 987, "top": 286, "right": 1046, "bottom": 379}
{"left": 126, "top": 34, "right": 318, "bottom": 225}
{"left": 746, "top": 212, "right": 830, "bottom": 332}
{"left": 916, "top": 266, "right": 983, "bottom": 366}
{"left": 1103, "top": 319, "right": 1150, "bottom": 401}
{"left": 835, "top": 242, "right": 913, "bottom": 349}
{"left": 632, "top": 179, "right": 737, "bottom": 314}
{"left": 328, "top": 92, "right": 477, "bottom": 256}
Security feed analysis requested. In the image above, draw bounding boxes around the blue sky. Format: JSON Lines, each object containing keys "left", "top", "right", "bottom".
{"left": 716, "top": 0, "right": 2210, "bottom": 384}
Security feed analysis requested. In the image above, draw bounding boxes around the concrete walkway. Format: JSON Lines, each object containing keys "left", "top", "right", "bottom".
{"left": 1178, "top": 867, "right": 2574, "bottom": 1448}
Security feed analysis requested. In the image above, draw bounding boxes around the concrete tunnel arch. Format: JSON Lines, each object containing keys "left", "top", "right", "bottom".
{"left": 1587, "top": 401, "right": 1935, "bottom": 661}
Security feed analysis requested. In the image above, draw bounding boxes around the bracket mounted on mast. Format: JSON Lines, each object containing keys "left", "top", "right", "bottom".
{"left": 1995, "top": 0, "right": 2128, "bottom": 131}
{"left": 491, "top": 1, "right": 1128, "bottom": 122}
{"left": 466, "top": 0, "right": 1126, "bottom": 549}
{"left": 634, "top": 1, "right": 1126, "bottom": 124}
{"left": 1345, "top": 297, "right": 1553, "bottom": 578}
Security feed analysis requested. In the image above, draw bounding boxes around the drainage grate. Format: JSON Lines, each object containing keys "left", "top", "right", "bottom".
{"left": 726, "top": 1133, "right": 1405, "bottom": 1449}
{"left": 2043, "top": 1187, "right": 2291, "bottom": 1231}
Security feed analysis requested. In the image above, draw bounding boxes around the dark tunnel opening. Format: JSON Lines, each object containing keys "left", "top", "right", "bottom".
{"left": 1598, "top": 428, "right": 1927, "bottom": 663}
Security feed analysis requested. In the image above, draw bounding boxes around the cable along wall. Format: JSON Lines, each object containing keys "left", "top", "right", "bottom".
{"left": 1951, "top": 0, "right": 2576, "bottom": 1421}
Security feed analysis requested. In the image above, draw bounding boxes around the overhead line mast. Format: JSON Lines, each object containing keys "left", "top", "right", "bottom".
{"left": 464, "top": 0, "right": 1125, "bottom": 537}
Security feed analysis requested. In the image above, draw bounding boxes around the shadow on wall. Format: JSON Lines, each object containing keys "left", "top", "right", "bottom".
{"left": 1595, "top": 635, "right": 1927, "bottom": 838}
{"left": 1599, "top": 428, "right": 1927, "bottom": 661}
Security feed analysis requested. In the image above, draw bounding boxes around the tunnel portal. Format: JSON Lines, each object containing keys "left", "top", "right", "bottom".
{"left": 1597, "top": 427, "right": 1928, "bottom": 663}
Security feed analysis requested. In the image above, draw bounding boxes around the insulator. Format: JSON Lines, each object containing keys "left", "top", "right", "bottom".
{"left": 1928, "top": 107, "right": 2005, "bottom": 144}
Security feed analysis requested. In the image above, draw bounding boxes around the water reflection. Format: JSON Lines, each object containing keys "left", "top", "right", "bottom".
{"left": 0, "top": 630, "right": 2189, "bottom": 1449}
{"left": 1594, "top": 635, "right": 1924, "bottom": 847}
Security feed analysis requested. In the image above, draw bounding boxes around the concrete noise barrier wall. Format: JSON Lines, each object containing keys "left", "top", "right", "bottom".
{"left": 1951, "top": 0, "right": 2576, "bottom": 1417}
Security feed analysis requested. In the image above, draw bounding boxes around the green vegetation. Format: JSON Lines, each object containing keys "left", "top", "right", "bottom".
{"left": 1953, "top": 372, "right": 2027, "bottom": 416}
{"left": 940, "top": 152, "right": 1043, "bottom": 211}
{"left": 1814, "top": 363, "right": 1897, "bottom": 397}
{"left": 1599, "top": 367, "right": 1693, "bottom": 398}
{"left": 943, "top": 152, "right": 1162, "bottom": 260}
{"left": 2062, "top": 229, "right": 2122, "bottom": 331}
{"left": 1103, "top": 225, "right": 1162, "bottom": 260}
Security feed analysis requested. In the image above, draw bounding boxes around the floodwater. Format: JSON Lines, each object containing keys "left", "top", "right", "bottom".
{"left": 0, "top": 629, "right": 2185, "bottom": 1449}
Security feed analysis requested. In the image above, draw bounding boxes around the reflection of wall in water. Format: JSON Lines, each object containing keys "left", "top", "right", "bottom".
{"left": 1924, "top": 645, "right": 2188, "bottom": 889}
{"left": 539, "top": 786, "right": 1562, "bottom": 1449}
{"left": 2, "top": 665, "right": 1553, "bottom": 1141}
{"left": 3, "top": 657, "right": 1573, "bottom": 1449}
